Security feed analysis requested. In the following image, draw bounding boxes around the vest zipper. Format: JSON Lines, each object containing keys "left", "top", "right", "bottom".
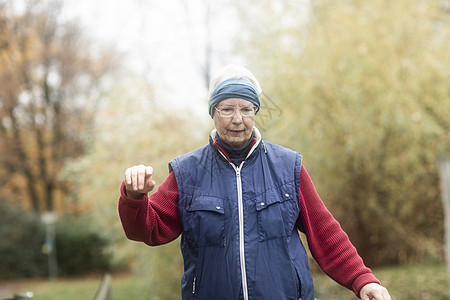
{"left": 215, "top": 144, "right": 249, "bottom": 300}
{"left": 192, "top": 277, "right": 196, "bottom": 294}
{"left": 235, "top": 163, "right": 248, "bottom": 300}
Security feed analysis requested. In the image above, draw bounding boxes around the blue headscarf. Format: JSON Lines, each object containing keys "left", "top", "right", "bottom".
{"left": 208, "top": 78, "right": 260, "bottom": 118}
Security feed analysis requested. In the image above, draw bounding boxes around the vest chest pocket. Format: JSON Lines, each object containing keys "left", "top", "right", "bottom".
{"left": 255, "top": 186, "right": 298, "bottom": 241}
{"left": 185, "top": 196, "right": 226, "bottom": 248}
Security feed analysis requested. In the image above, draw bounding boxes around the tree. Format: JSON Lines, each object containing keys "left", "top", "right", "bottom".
{"left": 238, "top": 0, "right": 449, "bottom": 266}
{"left": 0, "top": 0, "right": 117, "bottom": 212}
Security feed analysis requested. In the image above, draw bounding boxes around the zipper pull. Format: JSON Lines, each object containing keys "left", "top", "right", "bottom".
{"left": 236, "top": 162, "right": 244, "bottom": 176}
{"left": 192, "top": 277, "right": 196, "bottom": 294}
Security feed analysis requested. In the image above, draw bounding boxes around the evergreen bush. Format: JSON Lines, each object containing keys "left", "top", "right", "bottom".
{"left": 0, "top": 201, "right": 111, "bottom": 279}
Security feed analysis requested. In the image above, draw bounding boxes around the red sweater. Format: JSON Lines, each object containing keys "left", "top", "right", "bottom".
{"left": 119, "top": 164, "right": 380, "bottom": 297}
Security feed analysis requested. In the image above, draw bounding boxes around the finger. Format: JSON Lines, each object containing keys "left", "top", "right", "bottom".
{"left": 131, "top": 167, "right": 138, "bottom": 190}
{"left": 375, "top": 287, "right": 390, "bottom": 300}
{"left": 145, "top": 166, "right": 153, "bottom": 177}
{"left": 372, "top": 291, "right": 386, "bottom": 300}
{"left": 124, "top": 168, "right": 132, "bottom": 185}
{"left": 360, "top": 294, "right": 369, "bottom": 300}
{"left": 145, "top": 179, "right": 156, "bottom": 192}
{"left": 361, "top": 290, "right": 376, "bottom": 300}
{"left": 145, "top": 167, "right": 155, "bottom": 191}
{"left": 137, "top": 165, "right": 146, "bottom": 190}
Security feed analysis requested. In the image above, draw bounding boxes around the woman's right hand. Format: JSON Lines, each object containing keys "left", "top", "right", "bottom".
{"left": 124, "top": 165, "right": 156, "bottom": 199}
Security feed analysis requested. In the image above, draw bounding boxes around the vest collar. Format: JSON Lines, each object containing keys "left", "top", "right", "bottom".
{"left": 209, "top": 127, "right": 264, "bottom": 163}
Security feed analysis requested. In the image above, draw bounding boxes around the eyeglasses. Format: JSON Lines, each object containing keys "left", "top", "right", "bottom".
{"left": 215, "top": 105, "right": 257, "bottom": 117}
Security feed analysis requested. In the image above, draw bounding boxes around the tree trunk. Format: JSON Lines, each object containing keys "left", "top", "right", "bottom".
{"left": 439, "top": 157, "right": 450, "bottom": 296}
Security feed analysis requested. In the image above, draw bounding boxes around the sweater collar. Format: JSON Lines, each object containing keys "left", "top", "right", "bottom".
{"left": 210, "top": 127, "right": 263, "bottom": 164}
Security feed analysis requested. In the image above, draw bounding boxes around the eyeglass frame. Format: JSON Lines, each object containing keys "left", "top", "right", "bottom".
{"left": 214, "top": 105, "right": 258, "bottom": 118}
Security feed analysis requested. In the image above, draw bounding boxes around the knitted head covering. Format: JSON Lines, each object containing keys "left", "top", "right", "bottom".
{"left": 208, "top": 65, "right": 262, "bottom": 118}
{"left": 208, "top": 78, "right": 260, "bottom": 117}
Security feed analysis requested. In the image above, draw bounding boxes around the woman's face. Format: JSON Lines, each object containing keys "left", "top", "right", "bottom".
{"left": 213, "top": 98, "right": 255, "bottom": 148}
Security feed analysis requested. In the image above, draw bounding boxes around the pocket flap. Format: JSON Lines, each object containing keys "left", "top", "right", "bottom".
{"left": 188, "top": 196, "right": 225, "bottom": 214}
{"left": 256, "top": 187, "right": 295, "bottom": 211}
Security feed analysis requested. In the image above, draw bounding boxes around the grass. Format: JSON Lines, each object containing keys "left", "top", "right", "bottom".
{"left": 0, "top": 264, "right": 448, "bottom": 300}
{"left": 313, "top": 264, "right": 450, "bottom": 300}
{"left": 0, "top": 273, "right": 153, "bottom": 300}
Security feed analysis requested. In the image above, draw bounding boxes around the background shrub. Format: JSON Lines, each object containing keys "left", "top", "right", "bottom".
{"left": 0, "top": 201, "right": 111, "bottom": 279}
{"left": 55, "top": 217, "right": 112, "bottom": 276}
{"left": 0, "top": 201, "right": 47, "bottom": 279}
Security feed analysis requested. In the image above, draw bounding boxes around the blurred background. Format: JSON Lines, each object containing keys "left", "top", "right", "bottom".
{"left": 0, "top": 0, "right": 449, "bottom": 299}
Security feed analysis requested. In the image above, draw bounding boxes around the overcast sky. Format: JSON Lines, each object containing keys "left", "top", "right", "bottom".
{"left": 8, "top": 0, "right": 309, "bottom": 118}
{"left": 61, "top": 0, "right": 242, "bottom": 118}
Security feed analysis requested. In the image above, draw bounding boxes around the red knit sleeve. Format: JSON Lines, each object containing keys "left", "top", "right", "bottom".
{"left": 118, "top": 171, "right": 181, "bottom": 246}
{"left": 298, "top": 165, "right": 380, "bottom": 297}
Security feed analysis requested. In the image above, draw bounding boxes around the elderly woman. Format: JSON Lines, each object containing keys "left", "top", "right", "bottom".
{"left": 118, "top": 65, "right": 391, "bottom": 300}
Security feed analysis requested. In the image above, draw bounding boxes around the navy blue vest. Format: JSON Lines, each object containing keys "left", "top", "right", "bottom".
{"left": 169, "top": 136, "right": 314, "bottom": 300}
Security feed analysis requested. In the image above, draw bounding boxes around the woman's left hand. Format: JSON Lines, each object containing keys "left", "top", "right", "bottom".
{"left": 360, "top": 283, "right": 391, "bottom": 300}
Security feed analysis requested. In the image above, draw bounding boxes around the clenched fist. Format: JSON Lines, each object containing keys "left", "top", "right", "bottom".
{"left": 124, "top": 165, "right": 156, "bottom": 199}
